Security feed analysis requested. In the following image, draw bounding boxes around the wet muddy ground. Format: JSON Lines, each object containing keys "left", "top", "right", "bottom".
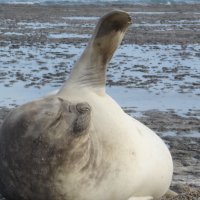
{"left": 0, "top": 3, "right": 199, "bottom": 199}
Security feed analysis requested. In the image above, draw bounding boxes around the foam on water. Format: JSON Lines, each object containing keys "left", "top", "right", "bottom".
{"left": 3, "top": 32, "right": 25, "bottom": 36}
{"left": 0, "top": 0, "right": 200, "bottom": 5}
{"left": 160, "top": 131, "right": 200, "bottom": 138}
{"left": 17, "top": 22, "right": 71, "bottom": 29}
{"left": 48, "top": 33, "right": 91, "bottom": 39}
{"left": 63, "top": 16, "right": 99, "bottom": 20}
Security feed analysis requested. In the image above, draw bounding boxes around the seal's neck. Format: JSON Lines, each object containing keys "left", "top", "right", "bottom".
{"left": 65, "top": 31, "right": 125, "bottom": 94}
{"left": 58, "top": 11, "right": 131, "bottom": 96}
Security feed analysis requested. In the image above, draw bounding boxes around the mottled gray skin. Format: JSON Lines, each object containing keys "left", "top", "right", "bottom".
{"left": 0, "top": 97, "right": 91, "bottom": 200}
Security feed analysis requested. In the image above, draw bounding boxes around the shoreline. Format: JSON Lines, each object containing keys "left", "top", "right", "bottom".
{"left": 0, "top": 3, "right": 200, "bottom": 44}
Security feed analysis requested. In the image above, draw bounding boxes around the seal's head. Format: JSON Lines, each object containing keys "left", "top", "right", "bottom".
{"left": 94, "top": 10, "right": 132, "bottom": 37}
{"left": 0, "top": 97, "right": 91, "bottom": 200}
{"left": 92, "top": 10, "right": 132, "bottom": 65}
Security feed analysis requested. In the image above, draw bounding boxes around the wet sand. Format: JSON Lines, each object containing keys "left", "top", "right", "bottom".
{"left": 0, "top": 3, "right": 200, "bottom": 199}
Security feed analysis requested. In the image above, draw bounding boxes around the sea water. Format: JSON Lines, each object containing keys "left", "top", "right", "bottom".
{"left": 0, "top": 0, "right": 200, "bottom": 5}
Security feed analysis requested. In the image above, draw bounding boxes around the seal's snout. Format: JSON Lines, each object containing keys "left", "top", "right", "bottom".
{"left": 94, "top": 10, "right": 131, "bottom": 39}
{"left": 104, "top": 10, "right": 131, "bottom": 31}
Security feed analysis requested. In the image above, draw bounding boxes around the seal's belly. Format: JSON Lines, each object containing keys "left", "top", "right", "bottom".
{"left": 95, "top": 115, "right": 172, "bottom": 199}
{"left": 90, "top": 96, "right": 173, "bottom": 198}
{"left": 125, "top": 117, "right": 173, "bottom": 197}
{"left": 58, "top": 123, "right": 173, "bottom": 200}
{"left": 57, "top": 99, "right": 173, "bottom": 200}
{"left": 55, "top": 93, "right": 173, "bottom": 200}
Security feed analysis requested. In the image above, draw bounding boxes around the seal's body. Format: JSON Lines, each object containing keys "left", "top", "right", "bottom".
{"left": 0, "top": 10, "right": 173, "bottom": 200}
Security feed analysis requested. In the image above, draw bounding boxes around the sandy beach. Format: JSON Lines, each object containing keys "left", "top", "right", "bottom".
{"left": 0, "top": 3, "right": 200, "bottom": 199}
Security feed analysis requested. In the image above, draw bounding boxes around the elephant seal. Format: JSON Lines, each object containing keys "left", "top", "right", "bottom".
{"left": 0, "top": 10, "right": 173, "bottom": 200}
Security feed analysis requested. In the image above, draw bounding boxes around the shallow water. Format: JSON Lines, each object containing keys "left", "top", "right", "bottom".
{"left": 48, "top": 33, "right": 90, "bottom": 39}
{"left": 160, "top": 130, "right": 200, "bottom": 138}
{"left": 107, "top": 86, "right": 200, "bottom": 118}
{"left": 0, "top": 42, "right": 199, "bottom": 119}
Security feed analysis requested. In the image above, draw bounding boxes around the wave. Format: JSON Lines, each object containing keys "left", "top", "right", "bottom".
{"left": 0, "top": 0, "right": 200, "bottom": 5}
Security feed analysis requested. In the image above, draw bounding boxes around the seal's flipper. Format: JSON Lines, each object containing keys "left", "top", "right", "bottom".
{"left": 60, "top": 10, "right": 131, "bottom": 94}
{"left": 163, "top": 189, "right": 178, "bottom": 198}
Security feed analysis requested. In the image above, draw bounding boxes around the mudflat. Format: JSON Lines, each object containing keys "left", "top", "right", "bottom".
{"left": 0, "top": 3, "right": 199, "bottom": 199}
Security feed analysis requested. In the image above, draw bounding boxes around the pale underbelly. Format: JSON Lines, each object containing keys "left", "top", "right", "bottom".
{"left": 58, "top": 122, "right": 173, "bottom": 200}
{"left": 57, "top": 92, "right": 173, "bottom": 199}
{"left": 90, "top": 115, "right": 173, "bottom": 199}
